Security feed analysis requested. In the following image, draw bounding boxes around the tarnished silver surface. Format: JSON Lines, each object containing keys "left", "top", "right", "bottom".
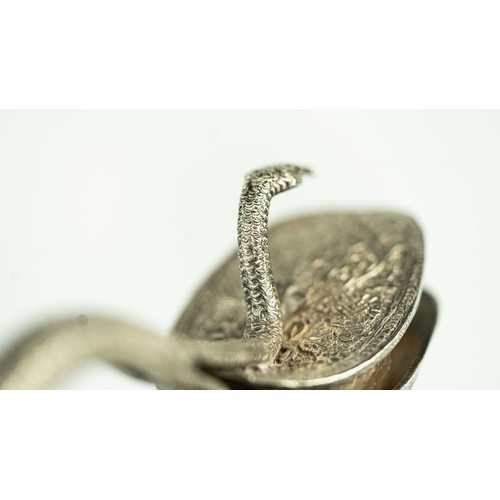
{"left": 237, "top": 166, "right": 312, "bottom": 359}
{"left": 0, "top": 164, "right": 436, "bottom": 389}
{"left": 174, "top": 212, "right": 424, "bottom": 388}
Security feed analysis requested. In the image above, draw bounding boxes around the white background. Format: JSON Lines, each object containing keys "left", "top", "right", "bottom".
{"left": 1, "top": 110, "right": 498, "bottom": 389}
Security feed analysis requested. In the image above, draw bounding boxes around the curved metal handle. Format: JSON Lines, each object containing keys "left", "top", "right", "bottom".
{"left": 238, "top": 165, "right": 312, "bottom": 359}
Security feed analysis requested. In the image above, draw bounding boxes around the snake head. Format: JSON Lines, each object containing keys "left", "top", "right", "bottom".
{"left": 244, "top": 164, "right": 313, "bottom": 195}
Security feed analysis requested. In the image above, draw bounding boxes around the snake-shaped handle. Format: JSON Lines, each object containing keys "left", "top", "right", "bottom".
{"left": 238, "top": 165, "right": 312, "bottom": 359}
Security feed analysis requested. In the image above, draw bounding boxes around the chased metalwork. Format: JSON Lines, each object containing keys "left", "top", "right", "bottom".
{"left": 174, "top": 211, "right": 423, "bottom": 387}
{"left": 237, "top": 165, "right": 312, "bottom": 359}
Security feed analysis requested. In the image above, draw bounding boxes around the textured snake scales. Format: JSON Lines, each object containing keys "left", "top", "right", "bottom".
{"left": 238, "top": 165, "right": 312, "bottom": 359}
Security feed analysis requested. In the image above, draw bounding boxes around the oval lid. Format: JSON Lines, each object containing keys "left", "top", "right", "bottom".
{"left": 173, "top": 211, "right": 424, "bottom": 388}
